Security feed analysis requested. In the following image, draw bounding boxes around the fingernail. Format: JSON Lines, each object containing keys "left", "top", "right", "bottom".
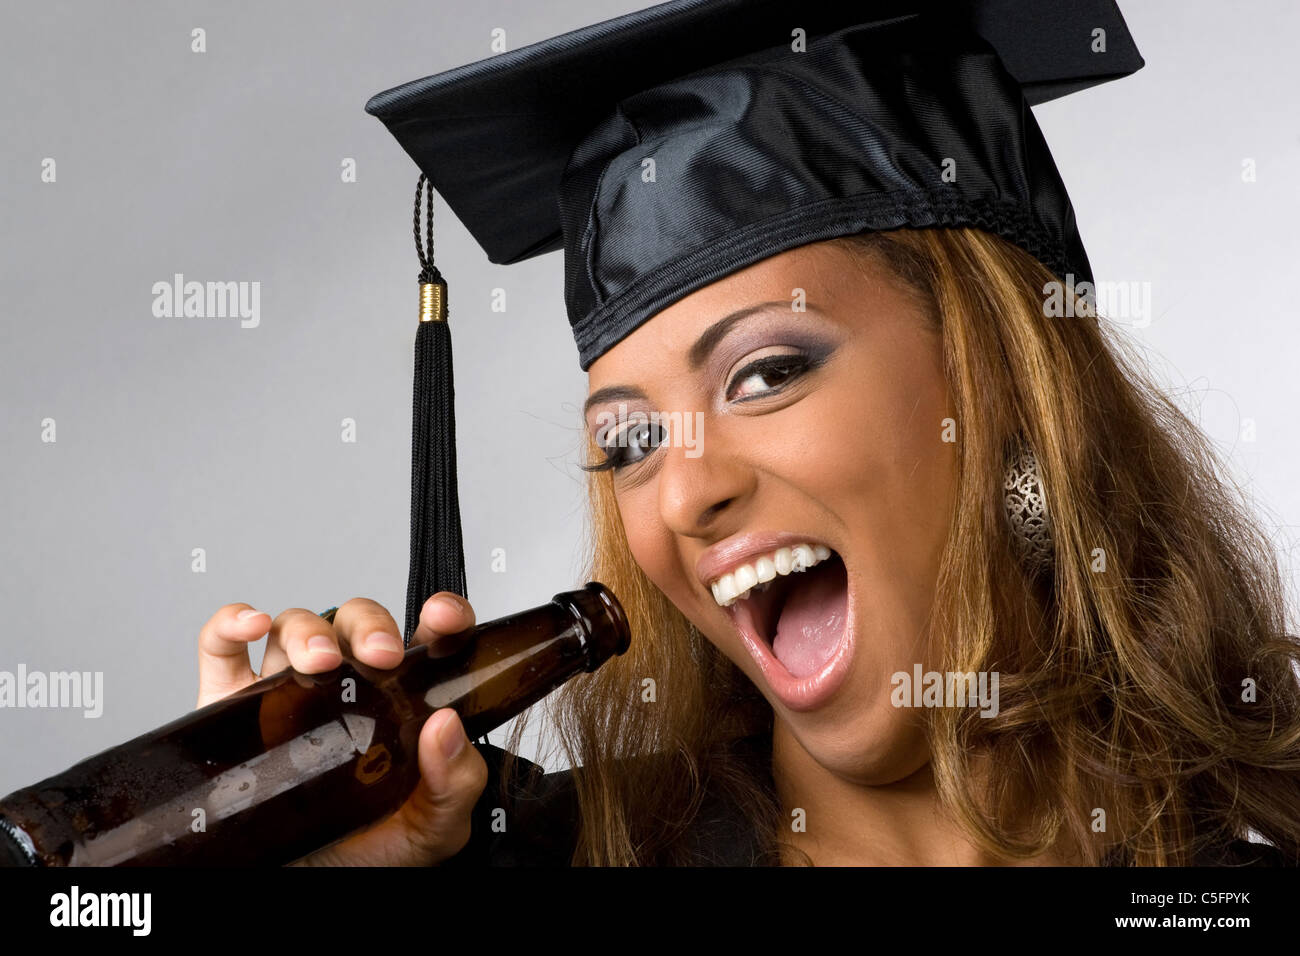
{"left": 237, "top": 608, "right": 268, "bottom": 621}
{"left": 364, "top": 632, "right": 404, "bottom": 654}
{"left": 307, "top": 635, "right": 338, "bottom": 655}
{"left": 438, "top": 711, "right": 466, "bottom": 760}
{"left": 435, "top": 594, "right": 465, "bottom": 616}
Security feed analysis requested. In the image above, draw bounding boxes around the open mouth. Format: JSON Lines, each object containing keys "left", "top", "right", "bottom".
{"left": 721, "top": 549, "right": 849, "bottom": 680}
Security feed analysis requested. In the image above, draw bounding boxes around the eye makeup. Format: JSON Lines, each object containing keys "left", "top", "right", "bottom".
{"left": 723, "top": 342, "right": 835, "bottom": 404}
{"left": 581, "top": 306, "right": 844, "bottom": 473}
{"left": 583, "top": 342, "right": 837, "bottom": 474}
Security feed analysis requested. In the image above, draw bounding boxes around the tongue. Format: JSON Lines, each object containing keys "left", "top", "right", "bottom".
{"left": 771, "top": 559, "right": 848, "bottom": 679}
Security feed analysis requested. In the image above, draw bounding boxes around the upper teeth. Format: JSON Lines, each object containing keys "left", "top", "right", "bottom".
{"left": 709, "top": 543, "right": 832, "bottom": 607}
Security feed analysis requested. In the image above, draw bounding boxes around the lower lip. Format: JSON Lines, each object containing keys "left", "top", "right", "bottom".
{"left": 726, "top": 577, "right": 855, "bottom": 713}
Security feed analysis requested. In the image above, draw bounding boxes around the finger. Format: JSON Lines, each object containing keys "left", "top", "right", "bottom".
{"left": 411, "top": 592, "right": 476, "bottom": 658}
{"left": 331, "top": 597, "right": 406, "bottom": 668}
{"left": 261, "top": 608, "right": 342, "bottom": 677}
{"left": 392, "top": 709, "right": 488, "bottom": 861}
{"left": 295, "top": 709, "right": 487, "bottom": 867}
{"left": 197, "top": 604, "right": 271, "bottom": 708}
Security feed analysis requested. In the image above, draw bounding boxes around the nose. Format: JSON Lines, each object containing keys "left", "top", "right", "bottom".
{"left": 655, "top": 416, "right": 755, "bottom": 538}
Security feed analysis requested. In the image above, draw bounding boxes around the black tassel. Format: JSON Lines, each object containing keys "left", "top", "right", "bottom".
{"left": 403, "top": 176, "right": 467, "bottom": 646}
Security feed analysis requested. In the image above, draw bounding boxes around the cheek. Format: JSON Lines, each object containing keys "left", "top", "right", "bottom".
{"left": 614, "top": 491, "right": 686, "bottom": 605}
{"left": 835, "top": 340, "right": 954, "bottom": 647}
{"left": 783, "top": 336, "right": 955, "bottom": 586}
{"left": 779, "top": 335, "right": 957, "bottom": 778}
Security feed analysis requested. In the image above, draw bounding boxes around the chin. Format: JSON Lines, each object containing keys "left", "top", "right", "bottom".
{"left": 781, "top": 706, "right": 932, "bottom": 786}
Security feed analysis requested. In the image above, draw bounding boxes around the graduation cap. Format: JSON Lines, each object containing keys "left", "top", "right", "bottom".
{"left": 364, "top": 0, "right": 1144, "bottom": 645}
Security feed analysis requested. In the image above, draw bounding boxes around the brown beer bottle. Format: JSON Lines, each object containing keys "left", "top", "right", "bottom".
{"left": 0, "top": 583, "right": 629, "bottom": 867}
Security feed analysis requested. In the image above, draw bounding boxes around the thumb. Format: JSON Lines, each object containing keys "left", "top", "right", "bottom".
{"left": 392, "top": 709, "right": 489, "bottom": 861}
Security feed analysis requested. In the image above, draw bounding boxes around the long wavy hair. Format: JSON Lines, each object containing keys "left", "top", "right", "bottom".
{"left": 501, "top": 226, "right": 1300, "bottom": 866}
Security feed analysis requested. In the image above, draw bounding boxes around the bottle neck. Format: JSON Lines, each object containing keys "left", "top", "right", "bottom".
{"left": 392, "top": 601, "right": 590, "bottom": 740}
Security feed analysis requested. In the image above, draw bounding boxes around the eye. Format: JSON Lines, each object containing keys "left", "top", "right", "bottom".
{"left": 725, "top": 351, "right": 817, "bottom": 402}
{"left": 581, "top": 418, "right": 668, "bottom": 473}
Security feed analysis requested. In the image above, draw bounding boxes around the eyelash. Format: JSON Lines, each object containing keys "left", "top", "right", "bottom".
{"left": 580, "top": 351, "right": 822, "bottom": 474}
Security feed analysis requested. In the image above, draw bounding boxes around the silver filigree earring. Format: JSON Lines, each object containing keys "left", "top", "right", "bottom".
{"left": 1004, "top": 439, "right": 1053, "bottom": 575}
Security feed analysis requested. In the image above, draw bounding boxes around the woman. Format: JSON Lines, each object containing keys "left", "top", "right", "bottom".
{"left": 195, "top": 0, "right": 1300, "bottom": 867}
{"left": 196, "top": 224, "right": 1300, "bottom": 866}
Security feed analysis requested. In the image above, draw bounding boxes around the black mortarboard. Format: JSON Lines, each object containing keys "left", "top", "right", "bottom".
{"left": 365, "top": 0, "right": 1143, "bottom": 645}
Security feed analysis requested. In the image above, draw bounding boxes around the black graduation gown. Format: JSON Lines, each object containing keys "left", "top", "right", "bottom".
{"left": 438, "top": 739, "right": 1293, "bottom": 867}
{"left": 439, "top": 737, "right": 769, "bottom": 866}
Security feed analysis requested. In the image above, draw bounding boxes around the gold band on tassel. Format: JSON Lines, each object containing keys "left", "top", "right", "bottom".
{"left": 419, "top": 281, "right": 447, "bottom": 323}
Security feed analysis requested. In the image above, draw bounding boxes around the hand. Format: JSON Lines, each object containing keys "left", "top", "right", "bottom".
{"left": 195, "top": 592, "right": 489, "bottom": 866}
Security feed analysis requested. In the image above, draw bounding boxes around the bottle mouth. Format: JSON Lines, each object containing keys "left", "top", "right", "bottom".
{"left": 586, "top": 582, "right": 631, "bottom": 656}
{"left": 556, "top": 582, "right": 632, "bottom": 670}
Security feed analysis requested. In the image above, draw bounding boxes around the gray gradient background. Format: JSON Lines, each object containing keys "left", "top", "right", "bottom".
{"left": 1, "top": 0, "right": 1298, "bottom": 798}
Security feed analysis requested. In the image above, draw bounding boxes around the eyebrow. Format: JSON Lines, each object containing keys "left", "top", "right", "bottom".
{"left": 582, "top": 300, "right": 795, "bottom": 417}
